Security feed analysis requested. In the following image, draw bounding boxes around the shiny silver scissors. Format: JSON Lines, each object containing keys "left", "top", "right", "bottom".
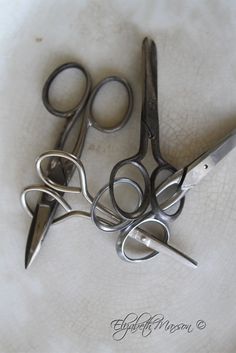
{"left": 91, "top": 37, "right": 236, "bottom": 266}
{"left": 116, "top": 127, "right": 236, "bottom": 263}
{"left": 22, "top": 149, "right": 197, "bottom": 268}
{"left": 22, "top": 62, "right": 133, "bottom": 268}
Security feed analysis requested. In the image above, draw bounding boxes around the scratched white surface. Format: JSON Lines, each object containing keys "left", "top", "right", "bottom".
{"left": 0, "top": 0, "right": 236, "bottom": 352}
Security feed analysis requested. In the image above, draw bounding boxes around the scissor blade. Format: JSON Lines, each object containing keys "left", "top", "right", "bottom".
{"left": 142, "top": 37, "right": 158, "bottom": 138}
{"left": 131, "top": 228, "right": 198, "bottom": 268}
{"left": 25, "top": 203, "right": 55, "bottom": 269}
{"left": 183, "top": 128, "right": 236, "bottom": 190}
{"left": 25, "top": 159, "right": 68, "bottom": 269}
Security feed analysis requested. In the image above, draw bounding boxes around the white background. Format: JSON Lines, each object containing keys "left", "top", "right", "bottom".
{"left": 0, "top": 0, "right": 236, "bottom": 352}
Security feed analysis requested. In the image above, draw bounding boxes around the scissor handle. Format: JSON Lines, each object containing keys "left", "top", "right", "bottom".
{"left": 116, "top": 211, "right": 198, "bottom": 267}
{"left": 109, "top": 157, "right": 150, "bottom": 220}
{"left": 116, "top": 211, "right": 169, "bottom": 262}
{"left": 151, "top": 165, "right": 185, "bottom": 222}
{"left": 91, "top": 177, "right": 144, "bottom": 232}
{"left": 21, "top": 185, "right": 71, "bottom": 221}
{"left": 42, "top": 62, "right": 91, "bottom": 118}
{"left": 86, "top": 76, "right": 133, "bottom": 133}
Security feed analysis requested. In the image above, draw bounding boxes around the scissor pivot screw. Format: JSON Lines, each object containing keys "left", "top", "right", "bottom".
{"left": 141, "top": 235, "right": 147, "bottom": 243}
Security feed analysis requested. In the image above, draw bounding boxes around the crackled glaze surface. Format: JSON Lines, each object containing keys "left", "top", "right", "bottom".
{"left": 0, "top": 1, "right": 236, "bottom": 352}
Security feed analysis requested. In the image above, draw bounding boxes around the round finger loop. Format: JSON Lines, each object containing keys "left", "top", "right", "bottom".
{"left": 88, "top": 76, "right": 133, "bottom": 133}
{"left": 42, "top": 62, "right": 91, "bottom": 118}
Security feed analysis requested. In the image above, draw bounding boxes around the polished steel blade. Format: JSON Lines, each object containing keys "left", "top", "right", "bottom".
{"left": 25, "top": 159, "right": 67, "bottom": 269}
{"left": 25, "top": 203, "right": 56, "bottom": 269}
{"left": 155, "top": 128, "right": 236, "bottom": 210}
{"left": 182, "top": 128, "right": 236, "bottom": 190}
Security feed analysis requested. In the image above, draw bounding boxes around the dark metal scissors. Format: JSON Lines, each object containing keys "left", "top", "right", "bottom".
{"left": 109, "top": 37, "right": 184, "bottom": 220}
{"left": 22, "top": 62, "right": 133, "bottom": 268}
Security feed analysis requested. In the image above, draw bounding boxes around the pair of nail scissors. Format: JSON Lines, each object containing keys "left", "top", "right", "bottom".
{"left": 116, "top": 127, "right": 236, "bottom": 264}
{"left": 90, "top": 37, "right": 195, "bottom": 266}
{"left": 23, "top": 149, "right": 197, "bottom": 268}
{"left": 109, "top": 37, "right": 184, "bottom": 221}
{"left": 91, "top": 37, "right": 236, "bottom": 266}
{"left": 22, "top": 62, "right": 133, "bottom": 268}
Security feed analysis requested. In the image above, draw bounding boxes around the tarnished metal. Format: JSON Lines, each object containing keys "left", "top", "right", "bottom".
{"left": 109, "top": 37, "right": 185, "bottom": 221}
{"left": 22, "top": 63, "right": 133, "bottom": 268}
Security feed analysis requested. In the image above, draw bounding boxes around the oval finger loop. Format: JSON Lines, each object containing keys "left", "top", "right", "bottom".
{"left": 109, "top": 160, "right": 150, "bottom": 220}
{"left": 88, "top": 76, "right": 133, "bottom": 132}
{"left": 91, "top": 177, "right": 144, "bottom": 232}
{"left": 42, "top": 62, "right": 91, "bottom": 118}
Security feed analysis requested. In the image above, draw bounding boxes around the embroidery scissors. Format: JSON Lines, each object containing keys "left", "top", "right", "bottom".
{"left": 109, "top": 37, "right": 184, "bottom": 221}
{"left": 116, "top": 127, "right": 236, "bottom": 263}
{"left": 89, "top": 37, "right": 197, "bottom": 266}
{"left": 22, "top": 150, "right": 198, "bottom": 268}
{"left": 91, "top": 37, "right": 236, "bottom": 265}
{"left": 22, "top": 62, "right": 133, "bottom": 268}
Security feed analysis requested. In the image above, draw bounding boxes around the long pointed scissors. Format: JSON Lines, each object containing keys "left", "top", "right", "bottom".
{"left": 109, "top": 37, "right": 184, "bottom": 221}
{"left": 22, "top": 62, "right": 133, "bottom": 268}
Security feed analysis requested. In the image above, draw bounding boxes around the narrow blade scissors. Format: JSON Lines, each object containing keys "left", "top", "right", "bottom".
{"left": 23, "top": 149, "right": 195, "bottom": 268}
{"left": 116, "top": 128, "right": 236, "bottom": 264}
{"left": 91, "top": 38, "right": 198, "bottom": 267}
{"left": 22, "top": 62, "right": 133, "bottom": 268}
{"left": 109, "top": 37, "right": 185, "bottom": 221}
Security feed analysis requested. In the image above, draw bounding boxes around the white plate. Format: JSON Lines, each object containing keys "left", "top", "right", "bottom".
{"left": 0, "top": 1, "right": 236, "bottom": 352}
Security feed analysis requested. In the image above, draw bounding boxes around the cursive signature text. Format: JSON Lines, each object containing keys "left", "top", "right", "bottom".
{"left": 110, "top": 312, "right": 203, "bottom": 340}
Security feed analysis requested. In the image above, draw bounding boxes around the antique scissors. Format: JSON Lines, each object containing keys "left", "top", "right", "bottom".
{"left": 22, "top": 62, "right": 133, "bottom": 268}
{"left": 116, "top": 127, "right": 236, "bottom": 263}
{"left": 22, "top": 149, "right": 197, "bottom": 268}
{"left": 109, "top": 37, "right": 185, "bottom": 221}
{"left": 89, "top": 37, "right": 198, "bottom": 267}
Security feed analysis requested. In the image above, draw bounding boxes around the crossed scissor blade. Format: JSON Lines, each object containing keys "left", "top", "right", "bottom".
{"left": 182, "top": 129, "right": 236, "bottom": 190}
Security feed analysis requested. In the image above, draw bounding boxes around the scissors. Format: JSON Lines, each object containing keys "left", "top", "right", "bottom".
{"left": 22, "top": 149, "right": 198, "bottom": 268}
{"left": 109, "top": 37, "right": 185, "bottom": 221}
{"left": 92, "top": 37, "right": 236, "bottom": 266}
{"left": 22, "top": 62, "right": 133, "bottom": 269}
{"left": 89, "top": 37, "right": 197, "bottom": 267}
{"left": 116, "top": 127, "right": 236, "bottom": 263}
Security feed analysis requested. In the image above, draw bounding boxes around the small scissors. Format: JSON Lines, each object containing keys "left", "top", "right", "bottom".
{"left": 91, "top": 37, "right": 236, "bottom": 266}
{"left": 109, "top": 37, "right": 184, "bottom": 221}
{"left": 90, "top": 37, "right": 197, "bottom": 267}
{"left": 22, "top": 62, "right": 133, "bottom": 268}
{"left": 22, "top": 149, "right": 197, "bottom": 268}
{"left": 116, "top": 127, "right": 236, "bottom": 263}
